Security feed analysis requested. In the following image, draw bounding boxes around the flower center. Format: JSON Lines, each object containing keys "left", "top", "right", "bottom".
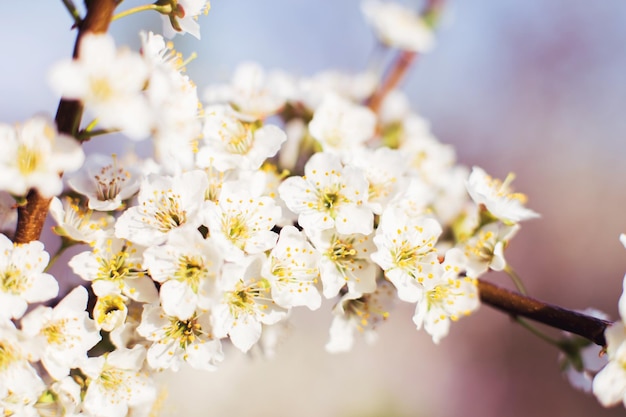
{"left": 0, "top": 341, "right": 19, "bottom": 372}
{"left": 1, "top": 267, "right": 27, "bottom": 295}
{"left": 90, "top": 77, "right": 114, "bottom": 101}
{"left": 165, "top": 315, "right": 206, "bottom": 349}
{"left": 149, "top": 191, "right": 187, "bottom": 232}
{"left": 174, "top": 255, "right": 206, "bottom": 293}
{"left": 42, "top": 319, "right": 70, "bottom": 345}
{"left": 225, "top": 279, "right": 270, "bottom": 319}
{"left": 17, "top": 144, "right": 41, "bottom": 175}
{"left": 223, "top": 214, "right": 250, "bottom": 247}
{"left": 94, "top": 155, "right": 131, "bottom": 201}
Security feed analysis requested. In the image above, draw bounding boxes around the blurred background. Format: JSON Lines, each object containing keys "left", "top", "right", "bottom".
{"left": 4, "top": 0, "right": 626, "bottom": 416}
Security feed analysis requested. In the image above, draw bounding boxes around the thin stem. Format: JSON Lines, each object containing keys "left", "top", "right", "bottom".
{"left": 367, "top": 51, "right": 416, "bottom": 114}
{"left": 365, "top": 0, "right": 445, "bottom": 114}
{"left": 112, "top": 4, "right": 168, "bottom": 21}
{"left": 477, "top": 279, "right": 612, "bottom": 347}
{"left": 45, "top": 238, "right": 77, "bottom": 273}
{"left": 77, "top": 128, "right": 119, "bottom": 141}
{"left": 514, "top": 317, "right": 562, "bottom": 347}
{"left": 504, "top": 264, "right": 528, "bottom": 295}
{"left": 61, "top": 0, "right": 83, "bottom": 26}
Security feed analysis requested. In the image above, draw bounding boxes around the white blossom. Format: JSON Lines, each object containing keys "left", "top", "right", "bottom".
{"left": 460, "top": 222, "right": 520, "bottom": 278}
{"left": 198, "top": 105, "right": 286, "bottom": 171}
{"left": 370, "top": 208, "right": 441, "bottom": 302}
{"left": 361, "top": 0, "right": 435, "bottom": 52}
{"left": 20, "top": 286, "right": 101, "bottom": 380}
{"left": 307, "top": 228, "right": 377, "bottom": 298}
{"left": 49, "top": 33, "right": 152, "bottom": 140}
{"left": 81, "top": 346, "right": 156, "bottom": 417}
{"left": 69, "top": 237, "right": 157, "bottom": 303}
{"left": 212, "top": 256, "right": 288, "bottom": 352}
{"left": 343, "top": 147, "right": 408, "bottom": 214}
{"left": 68, "top": 154, "right": 142, "bottom": 211}
{"left": 278, "top": 152, "right": 373, "bottom": 235}
{"left": 466, "top": 166, "right": 540, "bottom": 224}
{"left": 262, "top": 225, "right": 321, "bottom": 310}
{"left": 308, "top": 93, "right": 376, "bottom": 154}
{"left": 326, "top": 281, "right": 395, "bottom": 353}
{"left": 50, "top": 197, "right": 115, "bottom": 244}
{"left": 593, "top": 269, "right": 626, "bottom": 407}
{"left": 0, "top": 115, "right": 84, "bottom": 197}
{"left": 0, "top": 234, "right": 58, "bottom": 320}
{"left": 204, "top": 181, "right": 280, "bottom": 261}
{"left": 140, "top": 31, "right": 203, "bottom": 173}
{"left": 93, "top": 293, "right": 128, "bottom": 332}
{"left": 115, "top": 170, "right": 208, "bottom": 246}
{"left": 203, "top": 62, "right": 288, "bottom": 118}
{"left": 162, "top": 0, "right": 210, "bottom": 39}
{"left": 137, "top": 303, "right": 223, "bottom": 371}
{"left": 143, "top": 227, "right": 222, "bottom": 319}
{"left": 412, "top": 248, "right": 480, "bottom": 343}
{"left": 0, "top": 320, "right": 45, "bottom": 416}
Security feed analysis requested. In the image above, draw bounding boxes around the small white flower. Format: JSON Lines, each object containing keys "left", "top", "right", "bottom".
{"left": 198, "top": 105, "right": 287, "bottom": 171}
{"left": 297, "top": 70, "right": 378, "bottom": 110}
{"left": 343, "top": 147, "right": 408, "bottom": 214}
{"left": 593, "top": 271, "right": 626, "bottom": 407}
{"left": 162, "top": 0, "right": 210, "bottom": 39}
{"left": 0, "top": 234, "right": 58, "bottom": 320}
{"left": 402, "top": 130, "right": 456, "bottom": 185}
{"left": 68, "top": 154, "right": 142, "bottom": 211}
{"left": 81, "top": 346, "right": 156, "bottom": 417}
{"left": 559, "top": 309, "right": 609, "bottom": 394}
{"left": 69, "top": 237, "right": 157, "bottom": 303}
{"left": 203, "top": 62, "right": 288, "bottom": 118}
{"left": 204, "top": 181, "right": 280, "bottom": 262}
{"left": 326, "top": 281, "right": 395, "bottom": 353}
{"left": 50, "top": 197, "right": 114, "bottom": 244}
{"left": 0, "top": 116, "right": 84, "bottom": 197}
{"left": 370, "top": 208, "right": 441, "bottom": 302}
{"left": 460, "top": 222, "right": 520, "bottom": 278}
{"left": 141, "top": 32, "right": 203, "bottom": 173}
{"left": 143, "top": 228, "right": 222, "bottom": 320}
{"left": 0, "top": 320, "right": 45, "bottom": 416}
{"left": 20, "top": 286, "right": 101, "bottom": 380}
{"left": 262, "top": 225, "right": 321, "bottom": 310}
{"left": 361, "top": 0, "right": 435, "bottom": 52}
{"left": 412, "top": 248, "right": 480, "bottom": 344}
{"left": 93, "top": 293, "right": 128, "bottom": 332}
{"left": 307, "top": 228, "right": 377, "bottom": 298}
{"left": 466, "top": 166, "right": 540, "bottom": 224}
{"left": 308, "top": 93, "right": 376, "bottom": 154}
{"left": 115, "top": 170, "right": 208, "bottom": 246}
{"left": 592, "top": 322, "right": 626, "bottom": 407}
{"left": 278, "top": 152, "right": 373, "bottom": 235}
{"left": 212, "top": 256, "right": 288, "bottom": 353}
{"left": 49, "top": 33, "right": 152, "bottom": 140}
{"left": 137, "top": 303, "right": 223, "bottom": 371}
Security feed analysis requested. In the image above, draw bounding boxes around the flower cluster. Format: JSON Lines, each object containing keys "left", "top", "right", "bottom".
{"left": 10, "top": 0, "right": 625, "bottom": 416}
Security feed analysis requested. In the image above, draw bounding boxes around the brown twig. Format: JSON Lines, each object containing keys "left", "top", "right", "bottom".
{"left": 14, "top": 0, "right": 118, "bottom": 244}
{"left": 367, "top": 51, "right": 417, "bottom": 114}
{"left": 477, "top": 279, "right": 612, "bottom": 346}
{"left": 365, "top": 0, "right": 445, "bottom": 114}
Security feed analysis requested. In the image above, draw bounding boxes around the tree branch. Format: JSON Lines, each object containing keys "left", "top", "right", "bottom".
{"left": 367, "top": 51, "right": 417, "bottom": 114}
{"left": 477, "top": 279, "right": 612, "bottom": 346}
{"left": 15, "top": 0, "right": 118, "bottom": 244}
